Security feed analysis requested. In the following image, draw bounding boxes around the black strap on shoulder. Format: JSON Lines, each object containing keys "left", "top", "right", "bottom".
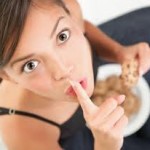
{"left": 0, "top": 107, "right": 61, "bottom": 128}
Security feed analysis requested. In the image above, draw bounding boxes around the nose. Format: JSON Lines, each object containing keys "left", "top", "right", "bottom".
{"left": 53, "top": 65, "right": 74, "bottom": 81}
{"left": 49, "top": 56, "right": 74, "bottom": 81}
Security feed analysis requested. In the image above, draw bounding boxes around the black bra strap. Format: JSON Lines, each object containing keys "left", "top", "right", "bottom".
{"left": 0, "top": 107, "right": 61, "bottom": 128}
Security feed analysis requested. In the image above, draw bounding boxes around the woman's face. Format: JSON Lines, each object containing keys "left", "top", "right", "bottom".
{"left": 3, "top": 2, "right": 94, "bottom": 102}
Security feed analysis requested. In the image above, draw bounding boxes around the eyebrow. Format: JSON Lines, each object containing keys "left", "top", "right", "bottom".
{"left": 10, "top": 16, "right": 65, "bottom": 67}
{"left": 50, "top": 16, "right": 65, "bottom": 38}
{"left": 10, "top": 53, "right": 35, "bottom": 67}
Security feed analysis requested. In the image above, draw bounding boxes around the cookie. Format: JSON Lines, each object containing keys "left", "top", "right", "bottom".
{"left": 92, "top": 75, "right": 140, "bottom": 118}
{"left": 120, "top": 59, "right": 139, "bottom": 88}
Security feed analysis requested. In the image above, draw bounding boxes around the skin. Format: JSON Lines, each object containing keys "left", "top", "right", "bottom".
{"left": 4, "top": 7, "right": 94, "bottom": 102}
{"left": 70, "top": 80, "right": 128, "bottom": 150}
{"left": 0, "top": 1, "right": 94, "bottom": 150}
{"left": 83, "top": 18, "right": 150, "bottom": 75}
{"left": 0, "top": 0, "right": 150, "bottom": 150}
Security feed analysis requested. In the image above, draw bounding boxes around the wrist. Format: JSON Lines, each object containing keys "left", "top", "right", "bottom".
{"left": 114, "top": 44, "right": 125, "bottom": 64}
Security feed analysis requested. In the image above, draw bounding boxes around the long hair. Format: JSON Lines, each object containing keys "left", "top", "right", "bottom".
{"left": 0, "top": 0, "right": 69, "bottom": 83}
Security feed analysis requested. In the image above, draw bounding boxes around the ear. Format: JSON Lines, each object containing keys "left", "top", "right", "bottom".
{"left": 0, "top": 70, "right": 18, "bottom": 84}
{"left": 0, "top": 70, "right": 10, "bottom": 81}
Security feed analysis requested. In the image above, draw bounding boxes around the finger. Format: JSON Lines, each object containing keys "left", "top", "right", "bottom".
{"left": 69, "top": 80, "right": 97, "bottom": 114}
{"left": 113, "top": 115, "right": 128, "bottom": 134}
{"left": 98, "top": 98, "right": 118, "bottom": 119}
{"left": 138, "top": 50, "right": 146, "bottom": 75}
{"left": 138, "top": 44, "right": 150, "bottom": 75}
{"left": 103, "top": 106, "right": 125, "bottom": 128}
{"left": 98, "top": 95, "right": 125, "bottom": 119}
{"left": 113, "top": 95, "right": 125, "bottom": 105}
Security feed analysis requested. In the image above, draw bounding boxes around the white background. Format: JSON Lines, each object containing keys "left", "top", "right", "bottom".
{"left": 77, "top": 0, "right": 150, "bottom": 25}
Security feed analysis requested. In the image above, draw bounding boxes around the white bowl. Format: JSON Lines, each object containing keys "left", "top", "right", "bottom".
{"left": 97, "top": 64, "right": 150, "bottom": 137}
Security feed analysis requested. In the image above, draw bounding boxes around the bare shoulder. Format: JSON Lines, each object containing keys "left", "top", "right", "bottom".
{"left": 0, "top": 114, "right": 62, "bottom": 150}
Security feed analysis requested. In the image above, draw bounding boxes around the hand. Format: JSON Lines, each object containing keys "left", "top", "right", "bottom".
{"left": 69, "top": 80, "right": 128, "bottom": 150}
{"left": 118, "top": 42, "right": 150, "bottom": 76}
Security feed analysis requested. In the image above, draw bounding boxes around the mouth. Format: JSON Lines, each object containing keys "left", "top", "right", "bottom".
{"left": 65, "top": 77, "right": 87, "bottom": 96}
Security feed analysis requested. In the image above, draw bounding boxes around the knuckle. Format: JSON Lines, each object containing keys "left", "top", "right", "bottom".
{"left": 117, "top": 106, "right": 124, "bottom": 114}
{"left": 87, "top": 122, "right": 96, "bottom": 130}
{"left": 98, "top": 125, "right": 109, "bottom": 135}
{"left": 88, "top": 122, "right": 95, "bottom": 129}
{"left": 111, "top": 133, "right": 122, "bottom": 141}
{"left": 88, "top": 121, "right": 100, "bottom": 130}
{"left": 83, "top": 112, "right": 92, "bottom": 121}
{"left": 101, "top": 130, "right": 122, "bottom": 142}
{"left": 91, "top": 122, "right": 109, "bottom": 134}
{"left": 107, "top": 98, "right": 117, "bottom": 108}
{"left": 123, "top": 115, "right": 129, "bottom": 124}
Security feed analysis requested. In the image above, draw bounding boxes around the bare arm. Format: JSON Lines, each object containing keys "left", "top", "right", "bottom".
{"left": 64, "top": 0, "right": 124, "bottom": 63}
{"left": 65, "top": 0, "right": 150, "bottom": 74}
{"left": 84, "top": 19, "right": 150, "bottom": 75}
{"left": 84, "top": 20, "right": 123, "bottom": 63}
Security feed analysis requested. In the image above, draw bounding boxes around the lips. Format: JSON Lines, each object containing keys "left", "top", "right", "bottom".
{"left": 65, "top": 78, "right": 87, "bottom": 96}
{"left": 80, "top": 78, "right": 87, "bottom": 90}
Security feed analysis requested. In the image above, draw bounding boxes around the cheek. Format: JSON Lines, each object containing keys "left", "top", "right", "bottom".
{"left": 68, "top": 38, "right": 91, "bottom": 64}
{"left": 76, "top": 39, "right": 93, "bottom": 72}
{"left": 20, "top": 76, "right": 53, "bottom": 93}
{"left": 71, "top": 38, "right": 94, "bottom": 96}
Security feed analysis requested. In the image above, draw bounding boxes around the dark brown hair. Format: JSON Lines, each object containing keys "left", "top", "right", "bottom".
{"left": 0, "top": 0, "right": 69, "bottom": 83}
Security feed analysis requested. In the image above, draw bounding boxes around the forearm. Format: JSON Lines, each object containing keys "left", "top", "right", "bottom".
{"left": 84, "top": 20, "right": 124, "bottom": 63}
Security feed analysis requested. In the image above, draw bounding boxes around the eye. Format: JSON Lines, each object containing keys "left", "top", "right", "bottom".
{"left": 22, "top": 60, "right": 39, "bottom": 73}
{"left": 57, "top": 29, "right": 70, "bottom": 44}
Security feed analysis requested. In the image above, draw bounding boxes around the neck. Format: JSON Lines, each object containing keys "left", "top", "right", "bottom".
{"left": 19, "top": 88, "right": 79, "bottom": 124}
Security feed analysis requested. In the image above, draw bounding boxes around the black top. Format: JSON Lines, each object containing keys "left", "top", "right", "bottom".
{"left": 0, "top": 106, "right": 94, "bottom": 150}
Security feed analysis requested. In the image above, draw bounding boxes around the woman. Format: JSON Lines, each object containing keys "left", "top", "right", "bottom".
{"left": 0, "top": 0, "right": 150, "bottom": 150}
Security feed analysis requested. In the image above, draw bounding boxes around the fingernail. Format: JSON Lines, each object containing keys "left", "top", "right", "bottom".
{"left": 118, "top": 95, "right": 126, "bottom": 103}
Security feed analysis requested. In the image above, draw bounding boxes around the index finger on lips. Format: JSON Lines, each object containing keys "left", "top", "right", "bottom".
{"left": 69, "top": 80, "right": 97, "bottom": 114}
